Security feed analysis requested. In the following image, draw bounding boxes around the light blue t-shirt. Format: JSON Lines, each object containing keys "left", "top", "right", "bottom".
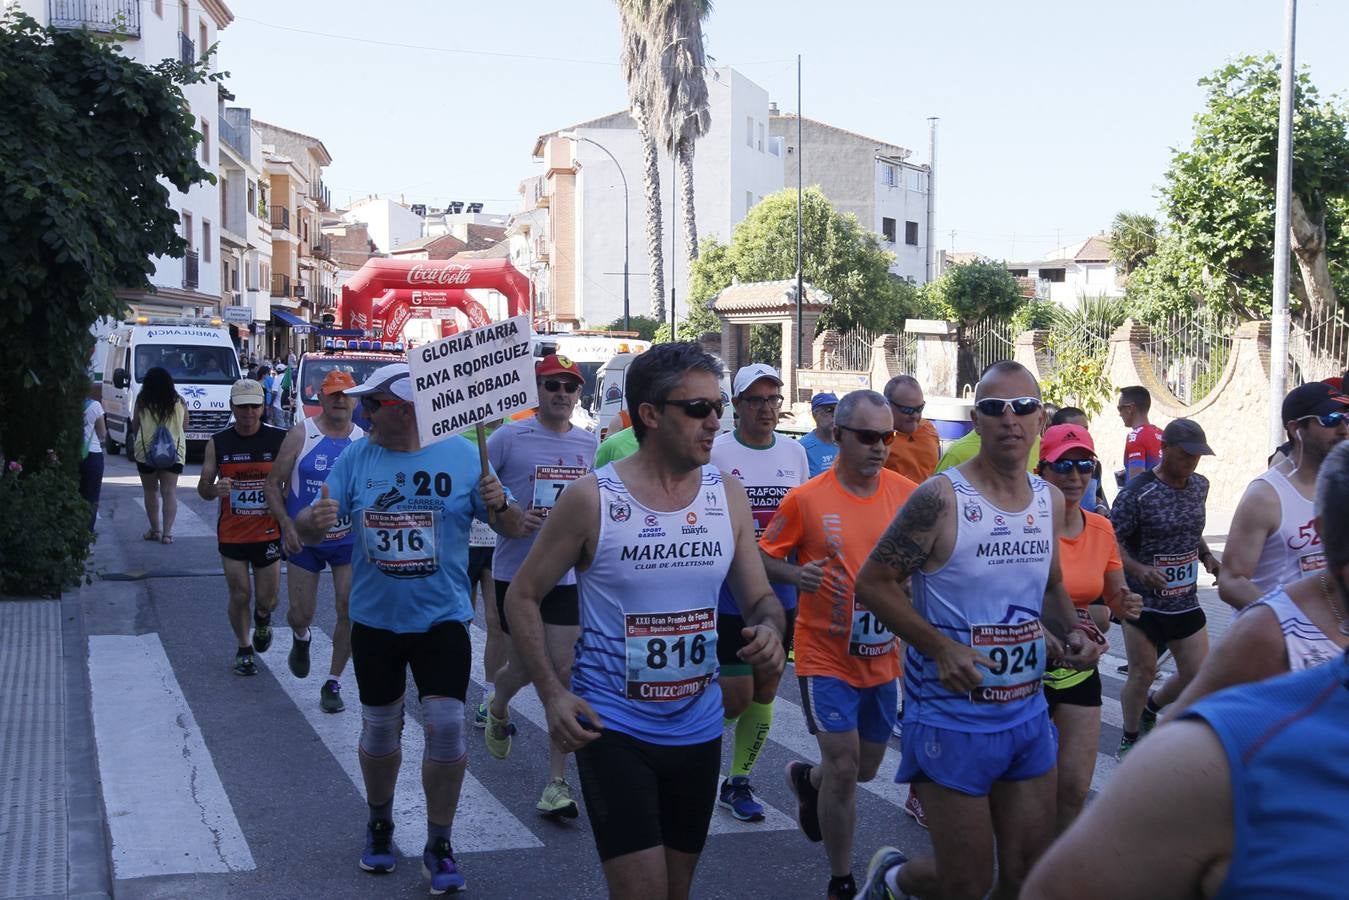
{"left": 487, "top": 419, "right": 598, "bottom": 583}
{"left": 798, "top": 431, "right": 838, "bottom": 478}
{"left": 325, "top": 437, "right": 509, "bottom": 633}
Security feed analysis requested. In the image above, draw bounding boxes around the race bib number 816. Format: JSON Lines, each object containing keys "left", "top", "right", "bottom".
{"left": 624, "top": 607, "right": 717, "bottom": 702}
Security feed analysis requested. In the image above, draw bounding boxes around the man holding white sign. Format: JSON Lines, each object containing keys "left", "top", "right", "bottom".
{"left": 482, "top": 353, "right": 598, "bottom": 820}
{"left": 296, "top": 360, "right": 529, "bottom": 895}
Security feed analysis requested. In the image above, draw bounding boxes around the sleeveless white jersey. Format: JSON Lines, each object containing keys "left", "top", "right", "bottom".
{"left": 1251, "top": 588, "right": 1340, "bottom": 671}
{"left": 905, "top": 469, "right": 1053, "bottom": 731}
{"left": 572, "top": 463, "right": 734, "bottom": 745}
{"left": 1250, "top": 468, "right": 1324, "bottom": 594}
{"left": 285, "top": 416, "right": 364, "bottom": 543}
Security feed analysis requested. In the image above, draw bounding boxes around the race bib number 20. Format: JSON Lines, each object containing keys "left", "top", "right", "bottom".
{"left": 624, "top": 607, "right": 717, "bottom": 701}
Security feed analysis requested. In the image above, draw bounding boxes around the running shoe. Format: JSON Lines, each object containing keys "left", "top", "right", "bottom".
{"left": 859, "top": 846, "right": 910, "bottom": 899}
{"left": 1140, "top": 704, "right": 1159, "bottom": 737}
{"left": 536, "top": 778, "right": 579, "bottom": 819}
{"left": 422, "top": 837, "right": 466, "bottom": 894}
{"left": 472, "top": 701, "right": 488, "bottom": 729}
{"left": 718, "top": 776, "right": 765, "bottom": 822}
{"left": 785, "top": 761, "right": 822, "bottom": 842}
{"left": 484, "top": 698, "right": 516, "bottom": 760}
{"left": 233, "top": 650, "right": 257, "bottom": 677}
{"left": 320, "top": 679, "right": 344, "bottom": 713}
{"left": 827, "top": 874, "right": 858, "bottom": 900}
{"left": 891, "top": 715, "right": 903, "bottom": 741}
{"left": 252, "top": 614, "right": 273, "bottom": 654}
{"left": 288, "top": 635, "right": 311, "bottom": 678}
{"left": 903, "top": 789, "right": 927, "bottom": 830}
{"left": 359, "top": 819, "right": 396, "bottom": 874}
{"left": 1116, "top": 735, "right": 1137, "bottom": 761}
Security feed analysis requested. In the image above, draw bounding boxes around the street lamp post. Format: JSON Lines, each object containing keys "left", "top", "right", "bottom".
{"left": 559, "top": 131, "right": 630, "bottom": 331}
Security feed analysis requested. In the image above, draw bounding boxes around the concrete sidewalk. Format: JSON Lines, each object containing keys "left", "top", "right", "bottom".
{"left": 0, "top": 584, "right": 112, "bottom": 900}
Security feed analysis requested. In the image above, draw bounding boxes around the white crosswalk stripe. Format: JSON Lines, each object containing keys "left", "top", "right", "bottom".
{"left": 87, "top": 633, "right": 255, "bottom": 878}
{"left": 132, "top": 497, "right": 216, "bottom": 537}
{"left": 259, "top": 627, "right": 542, "bottom": 856}
{"left": 464, "top": 624, "right": 799, "bottom": 834}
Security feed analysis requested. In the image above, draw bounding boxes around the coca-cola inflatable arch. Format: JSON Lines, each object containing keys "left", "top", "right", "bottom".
{"left": 340, "top": 258, "right": 530, "bottom": 342}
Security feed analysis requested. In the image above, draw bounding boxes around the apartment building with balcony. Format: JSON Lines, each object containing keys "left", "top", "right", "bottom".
{"left": 254, "top": 121, "right": 337, "bottom": 351}
{"left": 10, "top": 0, "right": 236, "bottom": 316}
{"left": 216, "top": 102, "right": 272, "bottom": 355}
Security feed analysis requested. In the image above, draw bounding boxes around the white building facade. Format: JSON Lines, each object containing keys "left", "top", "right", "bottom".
{"left": 216, "top": 105, "right": 271, "bottom": 355}
{"left": 1008, "top": 235, "right": 1124, "bottom": 309}
{"left": 341, "top": 197, "right": 423, "bottom": 254}
{"left": 11, "top": 0, "right": 236, "bottom": 316}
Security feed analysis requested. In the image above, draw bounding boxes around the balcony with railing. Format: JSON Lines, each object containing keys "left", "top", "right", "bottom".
{"left": 271, "top": 274, "right": 291, "bottom": 298}
{"left": 183, "top": 250, "right": 199, "bottom": 289}
{"left": 270, "top": 206, "right": 290, "bottom": 232}
{"left": 219, "top": 112, "right": 250, "bottom": 164}
{"left": 293, "top": 283, "right": 307, "bottom": 301}
{"left": 49, "top": 0, "right": 140, "bottom": 36}
{"left": 317, "top": 286, "right": 337, "bottom": 310}
{"left": 312, "top": 235, "right": 332, "bottom": 260}
{"left": 308, "top": 179, "right": 331, "bottom": 211}
{"left": 178, "top": 31, "right": 194, "bottom": 65}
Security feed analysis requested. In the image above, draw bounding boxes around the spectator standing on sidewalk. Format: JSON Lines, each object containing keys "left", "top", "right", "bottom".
{"left": 79, "top": 380, "right": 107, "bottom": 533}
{"left": 131, "top": 366, "right": 187, "bottom": 544}
{"left": 798, "top": 392, "right": 839, "bottom": 478}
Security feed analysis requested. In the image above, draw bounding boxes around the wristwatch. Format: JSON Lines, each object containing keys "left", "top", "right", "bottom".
{"left": 493, "top": 498, "right": 510, "bottom": 514}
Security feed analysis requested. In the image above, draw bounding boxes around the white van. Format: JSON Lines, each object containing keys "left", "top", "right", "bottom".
{"left": 101, "top": 316, "right": 242, "bottom": 458}
{"left": 593, "top": 352, "right": 734, "bottom": 439}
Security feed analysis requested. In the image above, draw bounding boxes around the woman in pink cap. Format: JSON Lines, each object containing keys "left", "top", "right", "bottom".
{"left": 1036, "top": 423, "right": 1143, "bottom": 830}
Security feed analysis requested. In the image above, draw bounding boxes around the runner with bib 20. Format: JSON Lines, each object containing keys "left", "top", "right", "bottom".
{"left": 296, "top": 363, "right": 530, "bottom": 895}
{"left": 852, "top": 361, "right": 1101, "bottom": 900}
{"left": 503, "top": 343, "right": 785, "bottom": 900}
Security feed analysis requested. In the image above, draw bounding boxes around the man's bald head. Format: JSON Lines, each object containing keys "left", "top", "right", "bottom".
{"left": 975, "top": 361, "right": 1040, "bottom": 401}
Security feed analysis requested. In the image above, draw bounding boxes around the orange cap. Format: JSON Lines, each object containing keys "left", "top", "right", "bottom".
{"left": 321, "top": 370, "right": 358, "bottom": 395}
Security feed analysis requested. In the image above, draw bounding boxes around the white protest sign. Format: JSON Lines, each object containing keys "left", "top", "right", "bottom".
{"left": 408, "top": 314, "right": 536, "bottom": 445}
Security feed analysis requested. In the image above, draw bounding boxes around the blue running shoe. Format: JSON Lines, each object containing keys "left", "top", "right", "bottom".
{"left": 718, "top": 776, "right": 765, "bottom": 822}
{"left": 423, "top": 837, "right": 466, "bottom": 894}
{"left": 859, "top": 846, "right": 910, "bottom": 898}
{"left": 359, "top": 819, "right": 396, "bottom": 874}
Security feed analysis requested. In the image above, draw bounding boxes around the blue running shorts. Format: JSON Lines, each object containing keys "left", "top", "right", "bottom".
{"left": 895, "top": 711, "right": 1058, "bottom": 797}
{"left": 798, "top": 675, "right": 898, "bottom": 744}
{"left": 287, "top": 542, "right": 354, "bottom": 573}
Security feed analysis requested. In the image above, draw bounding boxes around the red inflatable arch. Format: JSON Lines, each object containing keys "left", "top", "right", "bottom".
{"left": 367, "top": 289, "right": 489, "bottom": 341}
{"left": 340, "top": 257, "right": 530, "bottom": 339}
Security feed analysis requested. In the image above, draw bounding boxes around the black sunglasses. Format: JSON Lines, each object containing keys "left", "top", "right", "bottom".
{"left": 837, "top": 425, "right": 897, "bottom": 446}
{"left": 975, "top": 396, "right": 1043, "bottom": 417}
{"left": 1045, "top": 459, "right": 1096, "bottom": 475}
{"left": 1299, "top": 412, "right": 1347, "bottom": 428}
{"left": 890, "top": 400, "right": 925, "bottom": 416}
{"left": 359, "top": 396, "right": 404, "bottom": 414}
{"left": 542, "top": 379, "right": 580, "bottom": 394}
{"left": 661, "top": 398, "right": 724, "bottom": 419}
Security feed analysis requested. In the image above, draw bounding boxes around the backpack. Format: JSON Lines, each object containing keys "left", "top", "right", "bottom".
{"left": 146, "top": 423, "right": 177, "bottom": 469}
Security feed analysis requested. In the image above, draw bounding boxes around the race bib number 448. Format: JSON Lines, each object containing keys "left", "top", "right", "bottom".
{"left": 362, "top": 510, "right": 438, "bottom": 578}
{"left": 969, "top": 620, "right": 1046, "bottom": 704}
{"left": 624, "top": 608, "right": 717, "bottom": 701}
{"left": 230, "top": 479, "right": 268, "bottom": 516}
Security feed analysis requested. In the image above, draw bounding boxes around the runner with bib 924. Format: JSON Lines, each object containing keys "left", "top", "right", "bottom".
{"left": 853, "top": 361, "right": 1102, "bottom": 900}
{"left": 295, "top": 363, "right": 530, "bottom": 895}
{"left": 503, "top": 342, "right": 785, "bottom": 900}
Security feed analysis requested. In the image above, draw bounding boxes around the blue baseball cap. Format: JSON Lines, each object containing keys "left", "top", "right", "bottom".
{"left": 811, "top": 392, "right": 839, "bottom": 410}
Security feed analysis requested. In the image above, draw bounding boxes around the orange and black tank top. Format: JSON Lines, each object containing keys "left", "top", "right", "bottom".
{"left": 213, "top": 424, "right": 286, "bottom": 544}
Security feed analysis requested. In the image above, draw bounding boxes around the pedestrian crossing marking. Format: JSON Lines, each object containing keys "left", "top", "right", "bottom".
{"left": 259, "top": 628, "right": 542, "bottom": 856}
{"left": 88, "top": 634, "right": 255, "bottom": 878}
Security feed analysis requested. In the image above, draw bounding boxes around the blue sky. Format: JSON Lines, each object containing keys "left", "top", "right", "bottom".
{"left": 215, "top": 0, "right": 1349, "bottom": 262}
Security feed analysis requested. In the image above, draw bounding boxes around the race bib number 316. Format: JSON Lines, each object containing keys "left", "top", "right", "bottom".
{"left": 362, "top": 510, "right": 438, "bottom": 579}
{"left": 624, "top": 607, "right": 717, "bottom": 702}
{"left": 969, "top": 620, "right": 1046, "bottom": 704}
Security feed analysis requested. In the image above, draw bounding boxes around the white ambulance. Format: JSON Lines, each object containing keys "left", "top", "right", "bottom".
{"left": 101, "top": 316, "right": 241, "bottom": 458}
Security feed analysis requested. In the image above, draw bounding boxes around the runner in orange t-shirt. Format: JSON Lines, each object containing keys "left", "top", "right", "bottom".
{"left": 1036, "top": 424, "right": 1142, "bottom": 830}
{"left": 882, "top": 375, "right": 940, "bottom": 483}
{"left": 760, "top": 390, "right": 915, "bottom": 900}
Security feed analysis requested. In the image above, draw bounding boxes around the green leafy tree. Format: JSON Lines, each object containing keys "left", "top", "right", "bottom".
{"left": 679, "top": 187, "right": 916, "bottom": 359}
{"left": 599, "top": 314, "right": 662, "bottom": 340}
{"left": 1108, "top": 211, "right": 1160, "bottom": 276}
{"left": 1136, "top": 55, "right": 1349, "bottom": 323}
{"left": 0, "top": 13, "right": 216, "bottom": 586}
{"left": 920, "top": 259, "right": 1024, "bottom": 387}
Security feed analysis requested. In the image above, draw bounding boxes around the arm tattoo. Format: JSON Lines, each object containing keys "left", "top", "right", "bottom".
{"left": 869, "top": 482, "right": 945, "bottom": 578}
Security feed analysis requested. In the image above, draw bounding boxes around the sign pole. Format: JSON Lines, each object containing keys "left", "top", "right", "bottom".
{"left": 475, "top": 422, "right": 494, "bottom": 524}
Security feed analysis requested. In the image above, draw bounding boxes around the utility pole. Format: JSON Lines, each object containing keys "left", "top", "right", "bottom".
{"left": 1270, "top": 0, "right": 1297, "bottom": 448}
{"left": 795, "top": 54, "right": 804, "bottom": 370}
{"left": 926, "top": 117, "right": 938, "bottom": 284}
{"left": 670, "top": 148, "right": 677, "bottom": 342}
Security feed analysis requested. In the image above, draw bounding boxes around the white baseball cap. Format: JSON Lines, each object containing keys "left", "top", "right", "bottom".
{"left": 346, "top": 363, "right": 414, "bottom": 402}
{"left": 732, "top": 363, "right": 783, "bottom": 398}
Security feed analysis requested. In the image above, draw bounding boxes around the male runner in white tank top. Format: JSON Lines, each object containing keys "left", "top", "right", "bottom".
{"left": 503, "top": 343, "right": 786, "bottom": 900}
{"left": 853, "top": 361, "right": 1102, "bottom": 900}
{"left": 1219, "top": 382, "right": 1348, "bottom": 610}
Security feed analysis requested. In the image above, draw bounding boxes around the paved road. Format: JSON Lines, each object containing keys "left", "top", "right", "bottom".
{"left": 77, "top": 452, "right": 1233, "bottom": 899}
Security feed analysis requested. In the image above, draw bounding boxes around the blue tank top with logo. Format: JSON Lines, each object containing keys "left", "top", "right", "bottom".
{"left": 573, "top": 463, "right": 734, "bottom": 745}
{"left": 904, "top": 469, "right": 1053, "bottom": 732}
{"left": 286, "top": 417, "right": 364, "bottom": 546}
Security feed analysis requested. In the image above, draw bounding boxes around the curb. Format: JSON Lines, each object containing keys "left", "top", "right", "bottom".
{"left": 62, "top": 583, "right": 113, "bottom": 899}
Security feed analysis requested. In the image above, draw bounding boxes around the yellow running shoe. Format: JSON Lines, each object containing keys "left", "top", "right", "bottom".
{"left": 484, "top": 697, "right": 516, "bottom": 760}
{"left": 535, "top": 778, "right": 579, "bottom": 818}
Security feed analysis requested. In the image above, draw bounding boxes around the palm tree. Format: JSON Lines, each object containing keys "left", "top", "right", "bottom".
{"left": 1108, "top": 211, "right": 1160, "bottom": 277}
{"left": 616, "top": 1, "right": 713, "bottom": 320}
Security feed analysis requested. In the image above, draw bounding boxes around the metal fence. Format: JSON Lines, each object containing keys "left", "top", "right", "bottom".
{"left": 1138, "top": 310, "right": 1242, "bottom": 405}
{"left": 1288, "top": 306, "right": 1349, "bottom": 386}
{"left": 825, "top": 328, "right": 916, "bottom": 373}
{"left": 965, "top": 317, "right": 1016, "bottom": 381}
